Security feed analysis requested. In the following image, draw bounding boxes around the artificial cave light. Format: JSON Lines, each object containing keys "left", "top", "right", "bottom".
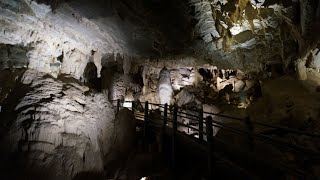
{"left": 123, "top": 101, "right": 133, "bottom": 108}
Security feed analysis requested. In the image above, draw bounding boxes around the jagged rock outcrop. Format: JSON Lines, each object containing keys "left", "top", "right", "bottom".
{"left": 0, "top": 0, "right": 129, "bottom": 78}
{"left": 174, "top": 86, "right": 204, "bottom": 108}
{"left": 190, "top": 0, "right": 221, "bottom": 43}
{"left": 2, "top": 69, "right": 117, "bottom": 179}
{"left": 170, "top": 67, "right": 198, "bottom": 90}
{"left": 1, "top": 0, "right": 319, "bottom": 78}
{"left": 216, "top": 76, "right": 245, "bottom": 92}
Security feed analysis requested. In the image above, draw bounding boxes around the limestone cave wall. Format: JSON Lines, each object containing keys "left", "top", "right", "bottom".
{"left": 0, "top": 0, "right": 320, "bottom": 179}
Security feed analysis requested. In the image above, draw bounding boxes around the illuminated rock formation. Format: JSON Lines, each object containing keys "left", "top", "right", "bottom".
{"left": 0, "top": 0, "right": 319, "bottom": 179}
{"left": 157, "top": 67, "right": 173, "bottom": 105}
{"left": 0, "top": 69, "right": 137, "bottom": 179}
{"left": 1, "top": 0, "right": 319, "bottom": 75}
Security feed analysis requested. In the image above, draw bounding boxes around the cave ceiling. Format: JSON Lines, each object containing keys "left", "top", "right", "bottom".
{"left": 0, "top": 0, "right": 319, "bottom": 77}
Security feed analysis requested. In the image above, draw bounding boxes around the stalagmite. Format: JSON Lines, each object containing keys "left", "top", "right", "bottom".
{"left": 157, "top": 67, "right": 173, "bottom": 105}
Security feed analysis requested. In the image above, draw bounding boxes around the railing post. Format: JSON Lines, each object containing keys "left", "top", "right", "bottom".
{"left": 245, "top": 116, "right": 254, "bottom": 150}
{"left": 163, "top": 103, "right": 168, "bottom": 127}
{"left": 206, "top": 116, "right": 214, "bottom": 179}
{"left": 172, "top": 106, "right": 178, "bottom": 169}
{"left": 144, "top": 101, "right": 149, "bottom": 138}
{"left": 132, "top": 101, "right": 135, "bottom": 113}
{"left": 116, "top": 99, "right": 121, "bottom": 113}
{"left": 161, "top": 103, "right": 168, "bottom": 153}
{"left": 198, "top": 108, "right": 204, "bottom": 141}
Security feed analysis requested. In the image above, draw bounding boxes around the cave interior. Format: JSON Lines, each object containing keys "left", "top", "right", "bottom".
{"left": 0, "top": 0, "right": 320, "bottom": 179}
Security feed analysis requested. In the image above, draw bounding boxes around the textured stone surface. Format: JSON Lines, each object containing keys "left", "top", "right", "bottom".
{"left": 0, "top": 0, "right": 132, "bottom": 78}
{"left": 109, "top": 73, "right": 126, "bottom": 101}
{"left": 174, "top": 89, "right": 196, "bottom": 107}
{"left": 1, "top": 69, "right": 119, "bottom": 179}
{"left": 0, "top": 0, "right": 319, "bottom": 79}
{"left": 1, "top": 1, "right": 320, "bottom": 178}
{"left": 170, "top": 67, "right": 197, "bottom": 90}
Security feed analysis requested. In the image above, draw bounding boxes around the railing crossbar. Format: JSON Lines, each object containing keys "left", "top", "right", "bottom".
{"left": 112, "top": 100, "right": 319, "bottom": 178}
{"left": 209, "top": 119, "right": 319, "bottom": 155}
{"left": 176, "top": 121, "right": 207, "bottom": 135}
{"left": 114, "top": 100, "right": 320, "bottom": 138}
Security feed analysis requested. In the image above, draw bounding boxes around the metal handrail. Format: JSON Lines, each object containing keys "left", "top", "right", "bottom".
{"left": 113, "top": 101, "right": 318, "bottom": 154}
{"left": 209, "top": 119, "right": 320, "bottom": 155}
{"left": 176, "top": 121, "right": 207, "bottom": 135}
{"left": 203, "top": 111, "right": 320, "bottom": 138}
{"left": 113, "top": 100, "right": 319, "bottom": 178}
{"left": 176, "top": 114, "right": 199, "bottom": 121}
{"left": 178, "top": 110, "right": 199, "bottom": 119}
{"left": 189, "top": 117, "right": 312, "bottom": 154}
{"left": 112, "top": 100, "right": 320, "bottom": 138}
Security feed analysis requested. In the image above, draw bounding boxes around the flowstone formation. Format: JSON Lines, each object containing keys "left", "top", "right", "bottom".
{"left": 0, "top": 70, "right": 135, "bottom": 179}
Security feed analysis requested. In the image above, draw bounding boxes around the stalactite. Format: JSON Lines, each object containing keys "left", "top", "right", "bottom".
{"left": 231, "top": 0, "right": 250, "bottom": 23}
{"left": 93, "top": 51, "right": 102, "bottom": 78}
